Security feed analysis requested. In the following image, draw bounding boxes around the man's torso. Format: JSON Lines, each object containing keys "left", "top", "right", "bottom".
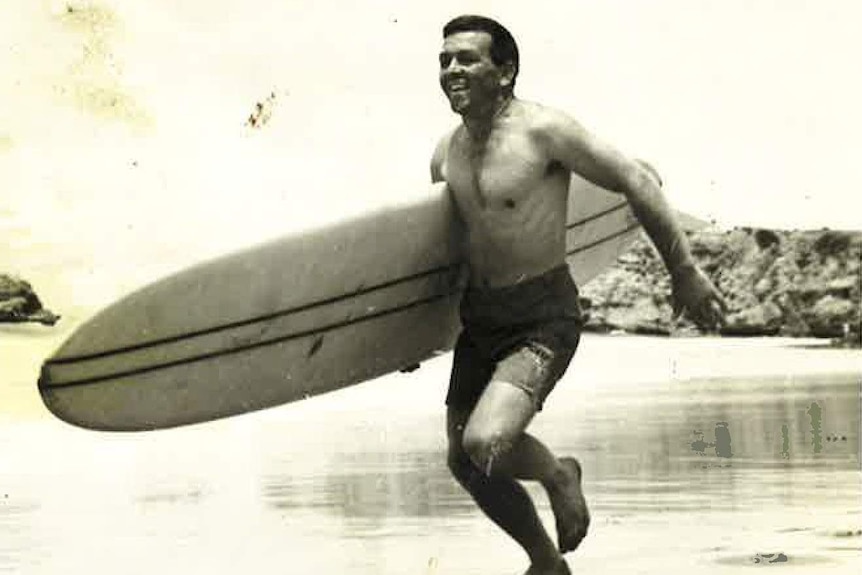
{"left": 440, "top": 100, "right": 571, "bottom": 288}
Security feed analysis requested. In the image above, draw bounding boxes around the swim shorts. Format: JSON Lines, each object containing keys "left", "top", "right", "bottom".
{"left": 446, "top": 265, "right": 583, "bottom": 412}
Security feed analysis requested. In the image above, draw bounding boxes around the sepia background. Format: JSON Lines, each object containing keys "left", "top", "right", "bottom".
{"left": 2, "top": 1, "right": 860, "bottom": 573}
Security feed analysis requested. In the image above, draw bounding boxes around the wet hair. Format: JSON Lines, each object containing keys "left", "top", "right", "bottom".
{"left": 443, "top": 15, "right": 519, "bottom": 92}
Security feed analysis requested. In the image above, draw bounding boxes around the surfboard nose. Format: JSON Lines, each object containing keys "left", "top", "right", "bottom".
{"left": 37, "top": 362, "right": 69, "bottom": 425}
{"left": 37, "top": 362, "right": 123, "bottom": 432}
{"left": 37, "top": 361, "right": 52, "bottom": 392}
{"left": 37, "top": 363, "right": 67, "bottom": 426}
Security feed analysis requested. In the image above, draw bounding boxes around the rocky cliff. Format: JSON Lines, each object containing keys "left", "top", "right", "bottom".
{"left": 0, "top": 274, "right": 60, "bottom": 326}
{"left": 581, "top": 228, "right": 861, "bottom": 345}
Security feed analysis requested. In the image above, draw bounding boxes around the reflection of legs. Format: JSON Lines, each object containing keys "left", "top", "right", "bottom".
{"left": 447, "top": 404, "right": 564, "bottom": 572}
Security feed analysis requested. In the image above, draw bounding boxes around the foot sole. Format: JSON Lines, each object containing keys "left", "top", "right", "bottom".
{"left": 553, "top": 457, "right": 590, "bottom": 553}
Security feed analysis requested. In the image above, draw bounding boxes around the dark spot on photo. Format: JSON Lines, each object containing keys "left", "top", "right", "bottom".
{"left": 308, "top": 335, "right": 324, "bottom": 357}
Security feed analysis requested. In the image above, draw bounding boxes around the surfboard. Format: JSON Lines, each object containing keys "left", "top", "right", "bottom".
{"left": 39, "top": 175, "right": 643, "bottom": 431}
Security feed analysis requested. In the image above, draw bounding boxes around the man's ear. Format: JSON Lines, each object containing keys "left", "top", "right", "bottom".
{"left": 499, "top": 62, "right": 516, "bottom": 89}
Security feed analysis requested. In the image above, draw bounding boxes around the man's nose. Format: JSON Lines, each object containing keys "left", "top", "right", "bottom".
{"left": 443, "top": 58, "right": 463, "bottom": 74}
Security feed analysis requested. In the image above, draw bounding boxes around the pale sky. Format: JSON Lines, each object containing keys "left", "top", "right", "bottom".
{"left": 2, "top": 0, "right": 860, "bottom": 310}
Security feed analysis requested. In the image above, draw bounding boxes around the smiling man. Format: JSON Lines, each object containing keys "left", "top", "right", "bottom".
{"left": 430, "top": 15, "right": 726, "bottom": 575}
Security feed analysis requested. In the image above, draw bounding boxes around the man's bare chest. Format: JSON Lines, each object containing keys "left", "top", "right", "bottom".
{"left": 446, "top": 131, "right": 551, "bottom": 210}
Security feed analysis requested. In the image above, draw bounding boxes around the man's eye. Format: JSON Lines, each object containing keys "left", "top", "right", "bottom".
{"left": 439, "top": 54, "right": 452, "bottom": 68}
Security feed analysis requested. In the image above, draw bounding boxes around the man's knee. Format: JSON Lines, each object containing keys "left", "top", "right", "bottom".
{"left": 462, "top": 424, "right": 516, "bottom": 476}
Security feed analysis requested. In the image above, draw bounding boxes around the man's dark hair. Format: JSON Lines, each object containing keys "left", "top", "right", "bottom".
{"left": 443, "top": 15, "right": 519, "bottom": 92}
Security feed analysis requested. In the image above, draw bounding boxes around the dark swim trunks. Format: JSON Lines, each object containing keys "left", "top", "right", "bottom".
{"left": 446, "top": 265, "right": 584, "bottom": 412}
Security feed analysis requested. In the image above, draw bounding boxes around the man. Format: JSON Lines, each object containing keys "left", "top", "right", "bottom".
{"left": 430, "top": 15, "right": 726, "bottom": 575}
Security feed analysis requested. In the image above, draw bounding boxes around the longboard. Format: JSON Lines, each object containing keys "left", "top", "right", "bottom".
{"left": 39, "top": 176, "right": 644, "bottom": 431}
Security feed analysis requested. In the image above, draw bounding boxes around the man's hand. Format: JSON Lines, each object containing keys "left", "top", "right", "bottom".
{"left": 671, "top": 264, "right": 728, "bottom": 331}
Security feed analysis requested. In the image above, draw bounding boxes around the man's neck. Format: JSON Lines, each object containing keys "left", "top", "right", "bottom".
{"left": 462, "top": 94, "right": 514, "bottom": 141}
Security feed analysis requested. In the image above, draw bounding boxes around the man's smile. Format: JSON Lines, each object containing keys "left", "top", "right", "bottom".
{"left": 446, "top": 80, "right": 469, "bottom": 94}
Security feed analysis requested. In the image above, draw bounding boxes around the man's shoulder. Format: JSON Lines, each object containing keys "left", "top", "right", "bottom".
{"left": 437, "top": 123, "right": 463, "bottom": 145}
{"left": 431, "top": 125, "right": 462, "bottom": 182}
{"left": 510, "top": 99, "right": 589, "bottom": 154}
{"left": 433, "top": 125, "right": 461, "bottom": 154}
{"left": 514, "top": 100, "right": 579, "bottom": 134}
{"left": 432, "top": 124, "right": 464, "bottom": 163}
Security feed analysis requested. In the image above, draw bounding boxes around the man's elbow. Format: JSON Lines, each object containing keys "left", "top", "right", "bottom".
{"left": 618, "top": 162, "right": 660, "bottom": 203}
{"left": 633, "top": 159, "right": 663, "bottom": 188}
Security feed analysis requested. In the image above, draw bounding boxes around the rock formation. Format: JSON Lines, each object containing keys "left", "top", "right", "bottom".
{"left": 581, "top": 228, "right": 861, "bottom": 345}
{"left": 0, "top": 274, "right": 60, "bottom": 326}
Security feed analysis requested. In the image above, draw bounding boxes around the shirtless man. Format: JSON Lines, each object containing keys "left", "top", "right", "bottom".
{"left": 431, "top": 15, "right": 726, "bottom": 575}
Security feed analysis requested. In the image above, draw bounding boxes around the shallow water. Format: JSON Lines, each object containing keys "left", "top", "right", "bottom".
{"left": 0, "top": 334, "right": 860, "bottom": 574}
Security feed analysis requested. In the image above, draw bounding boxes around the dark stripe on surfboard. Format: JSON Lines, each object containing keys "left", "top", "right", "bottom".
{"left": 567, "top": 222, "right": 641, "bottom": 256}
{"left": 46, "top": 209, "right": 635, "bottom": 369}
{"left": 566, "top": 201, "right": 628, "bottom": 229}
{"left": 47, "top": 263, "right": 459, "bottom": 365}
{"left": 41, "top": 287, "right": 460, "bottom": 389}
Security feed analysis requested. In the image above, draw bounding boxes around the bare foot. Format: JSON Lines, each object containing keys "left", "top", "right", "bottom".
{"left": 547, "top": 457, "right": 590, "bottom": 553}
{"left": 524, "top": 558, "right": 571, "bottom": 575}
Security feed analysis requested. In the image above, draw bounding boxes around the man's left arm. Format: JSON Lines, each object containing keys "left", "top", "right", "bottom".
{"left": 534, "top": 109, "right": 727, "bottom": 329}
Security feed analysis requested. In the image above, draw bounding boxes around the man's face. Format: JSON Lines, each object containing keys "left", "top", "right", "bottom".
{"left": 439, "top": 31, "right": 507, "bottom": 115}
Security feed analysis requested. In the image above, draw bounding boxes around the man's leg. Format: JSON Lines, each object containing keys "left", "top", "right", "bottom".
{"left": 447, "top": 405, "right": 566, "bottom": 573}
{"left": 461, "top": 377, "right": 589, "bottom": 554}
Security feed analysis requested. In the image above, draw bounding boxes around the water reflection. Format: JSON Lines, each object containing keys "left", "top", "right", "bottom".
{"left": 262, "top": 450, "right": 468, "bottom": 521}
{"left": 714, "top": 421, "right": 733, "bottom": 458}
{"left": 808, "top": 401, "right": 823, "bottom": 454}
{"left": 260, "top": 372, "right": 860, "bottom": 523}
{"left": 781, "top": 424, "right": 791, "bottom": 459}
{"left": 0, "top": 363, "right": 858, "bottom": 574}
{"left": 690, "top": 430, "right": 710, "bottom": 455}
{"left": 0, "top": 493, "right": 45, "bottom": 575}
{"left": 579, "top": 373, "right": 859, "bottom": 516}
{"left": 689, "top": 422, "right": 734, "bottom": 458}
{"left": 136, "top": 485, "right": 204, "bottom": 507}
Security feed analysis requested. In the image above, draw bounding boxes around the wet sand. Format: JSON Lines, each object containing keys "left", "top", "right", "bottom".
{"left": 1, "top": 329, "right": 860, "bottom": 574}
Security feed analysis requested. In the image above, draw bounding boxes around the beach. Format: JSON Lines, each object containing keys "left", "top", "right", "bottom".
{"left": 2, "top": 326, "right": 860, "bottom": 574}
{"left": 2, "top": 2, "right": 861, "bottom": 572}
